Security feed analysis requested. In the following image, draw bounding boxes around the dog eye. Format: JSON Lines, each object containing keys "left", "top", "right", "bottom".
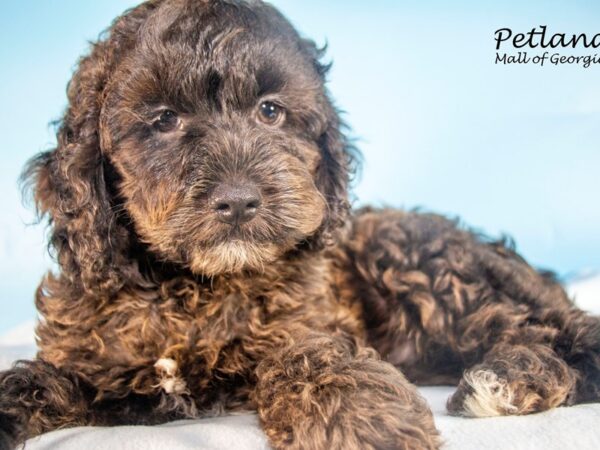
{"left": 257, "top": 101, "right": 285, "bottom": 125}
{"left": 153, "top": 110, "right": 180, "bottom": 133}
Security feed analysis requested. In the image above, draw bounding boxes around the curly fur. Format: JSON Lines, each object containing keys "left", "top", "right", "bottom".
{"left": 1, "top": 1, "right": 599, "bottom": 449}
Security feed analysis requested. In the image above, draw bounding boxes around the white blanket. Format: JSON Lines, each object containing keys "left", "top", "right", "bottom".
{"left": 1, "top": 275, "right": 598, "bottom": 449}
{"left": 12, "top": 387, "right": 600, "bottom": 450}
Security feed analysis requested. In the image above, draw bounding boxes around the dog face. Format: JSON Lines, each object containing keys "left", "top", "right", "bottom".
{"left": 102, "top": 1, "right": 333, "bottom": 275}
{"left": 26, "top": 0, "right": 355, "bottom": 286}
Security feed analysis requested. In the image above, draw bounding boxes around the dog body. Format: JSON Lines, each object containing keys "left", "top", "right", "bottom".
{"left": 1, "top": 1, "right": 599, "bottom": 449}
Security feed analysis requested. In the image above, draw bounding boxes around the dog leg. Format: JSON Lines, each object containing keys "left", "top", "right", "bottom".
{"left": 254, "top": 332, "right": 440, "bottom": 450}
{"left": 457, "top": 243, "right": 600, "bottom": 411}
{"left": 343, "top": 209, "right": 600, "bottom": 415}
{"left": 0, "top": 359, "right": 90, "bottom": 449}
{"left": 447, "top": 262, "right": 600, "bottom": 417}
{"left": 0, "top": 359, "right": 187, "bottom": 449}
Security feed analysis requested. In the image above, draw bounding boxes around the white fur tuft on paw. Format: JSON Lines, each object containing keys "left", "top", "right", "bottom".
{"left": 461, "top": 369, "right": 518, "bottom": 417}
{"left": 154, "top": 357, "right": 188, "bottom": 395}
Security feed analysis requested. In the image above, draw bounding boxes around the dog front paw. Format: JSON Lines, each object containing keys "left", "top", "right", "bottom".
{"left": 255, "top": 335, "right": 440, "bottom": 449}
{"left": 448, "top": 345, "right": 577, "bottom": 417}
{"left": 259, "top": 380, "right": 439, "bottom": 450}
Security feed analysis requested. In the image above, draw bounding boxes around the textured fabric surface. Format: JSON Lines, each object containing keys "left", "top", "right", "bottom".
{"left": 15, "top": 386, "right": 600, "bottom": 450}
{"left": 1, "top": 275, "right": 598, "bottom": 449}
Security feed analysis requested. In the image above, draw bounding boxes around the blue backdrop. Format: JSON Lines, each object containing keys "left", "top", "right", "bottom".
{"left": 1, "top": 0, "right": 599, "bottom": 332}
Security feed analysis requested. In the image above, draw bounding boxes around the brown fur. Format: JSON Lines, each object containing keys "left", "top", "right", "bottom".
{"left": 1, "top": 1, "right": 599, "bottom": 449}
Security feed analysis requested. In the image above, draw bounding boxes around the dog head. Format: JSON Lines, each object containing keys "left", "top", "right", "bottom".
{"left": 24, "top": 0, "right": 358, "bottom": 292}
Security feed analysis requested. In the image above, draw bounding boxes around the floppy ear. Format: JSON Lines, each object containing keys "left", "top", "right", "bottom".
{"left": 22, "top": 3, "right": 160, "bottom": 296}
{"left": 313, "top": 102, "right": 359, "bottom": 246}
{"left": 300, "top": 40, "right": 362, "bottom": 248}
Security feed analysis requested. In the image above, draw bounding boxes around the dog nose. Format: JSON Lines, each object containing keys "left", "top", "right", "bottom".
{"left": 210, "top": 182, "right": 262, "bottom": 225}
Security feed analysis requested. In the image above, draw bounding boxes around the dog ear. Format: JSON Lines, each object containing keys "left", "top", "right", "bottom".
{"left": 313, "top": 104, "right": 357, "bottom": 246}
{"left": 22, "top": 3, "right": 159, "bottom": 296}
{"left": 299, "top": 39, "right": 361, "bottom": 248}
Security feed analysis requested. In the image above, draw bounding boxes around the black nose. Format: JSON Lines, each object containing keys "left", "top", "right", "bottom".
{"left": 210, "top": 182, "right": 262, "bottom": 225}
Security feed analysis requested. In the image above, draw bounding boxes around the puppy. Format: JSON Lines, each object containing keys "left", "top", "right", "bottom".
{"left": 1, "top": 1, "right": 599, "bottom": 449}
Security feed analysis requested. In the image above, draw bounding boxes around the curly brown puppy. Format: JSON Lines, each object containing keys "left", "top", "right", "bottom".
{"left": 1, "top": 1, "right": 599, "bottom": 449}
